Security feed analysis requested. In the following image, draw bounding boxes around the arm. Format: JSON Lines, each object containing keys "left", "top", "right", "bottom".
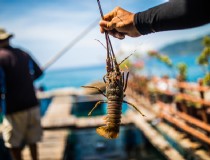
{"left": 29, "top": 57, "right": 43, "bottom": 80}
{"left": 135, "top": 0, "right": 210, "bottom": 35}
{"left": 100, "top": 0, "right": 210, "bottom": 39}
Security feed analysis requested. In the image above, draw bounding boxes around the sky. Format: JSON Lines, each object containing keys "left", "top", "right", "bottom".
{"left": 1, "top": 0, "right": 210, "bottom": 70}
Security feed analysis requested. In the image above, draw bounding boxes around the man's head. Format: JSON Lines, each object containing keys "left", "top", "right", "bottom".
{"left": 0, "top": 28, "right": 13, "bottom": 47}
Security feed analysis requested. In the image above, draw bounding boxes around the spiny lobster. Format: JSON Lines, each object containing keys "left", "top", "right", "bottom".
{"left": 82, "top": 0, "right": 144, "bottom": 139}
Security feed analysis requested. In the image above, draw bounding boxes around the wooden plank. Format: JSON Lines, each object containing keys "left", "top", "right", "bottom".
{"left": 177, "top": 111, "right": 210, "bottom": 133}
{"left": 156, "top": 122, "right": 186, "bottom": 142}
{"left": 23, "top": 130, "right": 69, "bottom": 160}
{"left": 126, "top": 110, "right": 185, "bottom": 160}
{"left": 176, "top": 93, "right": 210, "bottom": 107}
{"left": 23, "top": 96, "right": 72, "bottom": 160}
{"left": 156, "top": 122, "right": 202, "bottom": 150}
{"left": 157, "top": 101, "right": 210, "bottom": 133}
{"left": 42, "top": 94, "right": 132, "bottom": 129}
{"left": 179, "top": 138, "right": 201, "bottom": 150}
{"left": 128, "top": 89, "right": 210, "bottom": 157}
{"left": 42, "top": 115, "right": 133, "bottom": 130}
{"left": 176, "top": 82, "right": 210, "bottom": 92}
{"left": 195, "top": 150, "right": 210, "bottom": 160}
{"left": 41, "top": 96, "right": 74, "bottom": 129}
{"left": 162, "top": 113, "right": 210, "bottom": 145}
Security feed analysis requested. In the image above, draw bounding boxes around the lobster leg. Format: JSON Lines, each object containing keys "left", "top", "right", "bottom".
{"left": 123, "top": 100, "right": 145, "bottom": 116}
{"left": 103, "top": 75, "right": 107, "bottom": 83}
{"left": 88, "top": 100, "right": 107, "bottom": 116}
{"left": 122, "top": 72, "right": 125, "bottom": 88}
{"left": 81, "top": 85, "right": 106, "bottom": 97}
{"left": 123, "top": 72, "right": 129, "bottom": 91}
{"left": 118, "top": 53, "right": 133, "bottom": 66}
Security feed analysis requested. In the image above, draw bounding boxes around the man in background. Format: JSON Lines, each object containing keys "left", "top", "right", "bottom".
{"left": 0, "top": 28, "right": 43, "bottom": 160}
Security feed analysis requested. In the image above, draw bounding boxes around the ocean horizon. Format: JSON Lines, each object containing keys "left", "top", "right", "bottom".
{"left": 35, "top": 53, "right": 206, "bottom": 91}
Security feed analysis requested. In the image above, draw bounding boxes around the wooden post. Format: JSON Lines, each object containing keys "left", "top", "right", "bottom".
{"left": 197, "top": 79, "right": 208, "bottom": 123}
{"left": 176, "top": 77, "right": 188, "bottom": 114}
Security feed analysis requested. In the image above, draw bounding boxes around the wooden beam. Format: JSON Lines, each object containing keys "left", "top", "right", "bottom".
{"left": 162, "top": 113, "right": 210, "bottom": 145}
{"left": 176, "top": 93, "right": 210, "bottom": 107}
{"left": 157, "top": 101, "right": 210, "bottom": 133}
{"left": 177, "top": 112, "right": 210, "bottom": 133}
{"left": 176, "top": 82, "right": 210, "bottom": 92}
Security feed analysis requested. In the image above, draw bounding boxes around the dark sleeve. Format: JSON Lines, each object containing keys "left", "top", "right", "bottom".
{"left": 134, "top": 0, "right": 210, "bottom": 35}
{"left": 29, "top": 57, "right": 43, "bottom": 80}
{"left": 0, "top": 50, "right": 13, "bottom": 68}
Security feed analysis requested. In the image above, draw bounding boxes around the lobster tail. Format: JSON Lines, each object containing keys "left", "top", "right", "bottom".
{"left": 96, "top": 125, "right": 119, "bottom": 139}
{"left": 96, "top": 103, "right": 122, "bottom": 139}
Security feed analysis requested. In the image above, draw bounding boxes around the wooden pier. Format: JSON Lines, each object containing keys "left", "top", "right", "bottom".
{"left": 22, "top": 93, "right": 132, "bottom": 160}
{"left": 23, "top": 96, "right": 73, "bottom": 160}
{"left": 1, "top": 78, "right": 210, "bottom": 160}
{"left": 128, "top": 76, "right": 210, "bottom": 160}
{"left": 22, "top": 88, "right": 186, "bottom": 160}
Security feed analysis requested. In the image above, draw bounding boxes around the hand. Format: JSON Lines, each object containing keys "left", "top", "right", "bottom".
{"left": 99, "top": 7, "right": 141, "bottom": 39}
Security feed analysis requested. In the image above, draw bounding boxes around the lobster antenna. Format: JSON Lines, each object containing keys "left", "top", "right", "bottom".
{"left": 94, "top": 39, "right": 107, "bottom": 49}
{"left": 97, "top": 0, "right": 113, "bottom": 71}
{"left": 106, "top": 31, "right": 113, "bottom": 71}
{"left": 97, "top": 0, "right": 119, "bottom": 71}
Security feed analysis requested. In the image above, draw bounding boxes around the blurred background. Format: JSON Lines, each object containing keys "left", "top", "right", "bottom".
{"left": 1, "top": 0, "right": 210, "bottom": 90}
{"left": 1, "top": 0, "right": 210, "bottom": 160}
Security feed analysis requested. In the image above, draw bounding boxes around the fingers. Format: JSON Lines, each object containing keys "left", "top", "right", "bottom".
{"left": 99, "top": 20, "right": 115, "bottom": 31}
{"left": 103, "top": 7, "right": 119, "bottom": 21}
{"left": 109, "top": 30, "right": 125, "bottom": 39}
{"left": 100, "top": 26, "right": 105, "bottom": 33}
{"left": 99, "top": 27, "right": 125, "bottom": 40}
{"left": 99, "top": 6, "right": 125, "bottom": 39}
{"left": 99, "top": 6, "right": 120, "bottom": 31}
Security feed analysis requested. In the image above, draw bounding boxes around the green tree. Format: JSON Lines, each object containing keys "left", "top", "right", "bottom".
{"left": 196, "top": 36, "right": 210, "bottom": 86}
{"left": 148, "top": 50, "right": 172, "bottom": 67}
{"left": 177, "top": 63, "right": 187, "bottom": 81}
{"left": 148, "top": 50, "right": 174, "bottom": 78}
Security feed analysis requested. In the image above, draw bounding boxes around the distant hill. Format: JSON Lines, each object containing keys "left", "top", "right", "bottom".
{"left": 159, "top": 34, "right": 210, "bottom": 55}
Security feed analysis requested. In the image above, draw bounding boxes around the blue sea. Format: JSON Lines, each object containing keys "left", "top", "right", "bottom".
{"left": 35, "top": 53, "right": 205, "bottom": 91}
{"left": 35, "top": 65, "right": 106, "bottom": 91}
{"left": 144, "top": 53, "right": 205, "bottom": 82}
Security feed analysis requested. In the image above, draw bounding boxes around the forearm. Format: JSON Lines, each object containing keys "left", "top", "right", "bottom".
{"left": 134, "top": 0, "right": 210, "bottom": 35}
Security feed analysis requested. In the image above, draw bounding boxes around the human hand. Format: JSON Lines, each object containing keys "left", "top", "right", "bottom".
{"left": 99, "top": 7, "right": 141, "bottom": 39}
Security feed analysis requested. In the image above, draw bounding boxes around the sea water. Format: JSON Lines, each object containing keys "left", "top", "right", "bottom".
{"left": 35, "top": 53, "right": 205, "bottom": 91}
{"left": 35, "top": 65, "right": 106, "bottom": 91}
